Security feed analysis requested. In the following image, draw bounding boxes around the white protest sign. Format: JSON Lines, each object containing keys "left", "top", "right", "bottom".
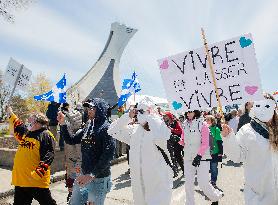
{"left": 158, "top": 33, "right": 263, "bottom": 112}
{"left": 4, "top": 58, "right": 22, "bottom": 86}
{"left": 4, "top": 58, "right": 32, "bottom": 91}
{"left": 16, "top": 66, "right": 32, "bottom": 90}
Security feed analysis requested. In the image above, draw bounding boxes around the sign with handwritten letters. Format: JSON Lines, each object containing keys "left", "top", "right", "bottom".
{"left": 158, "top": 34, "right": 263, "bottom": 112}
{"left": 4, "top": 58, "right": 32, "bottom": 91}
{"left": 4, "top": 58, "right": 22, "bottom": 86}
{"left": 16, "top": 66, "right": 32, "bottom": 90}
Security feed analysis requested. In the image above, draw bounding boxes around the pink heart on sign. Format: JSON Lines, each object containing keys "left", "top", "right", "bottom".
{"left": 160, "top": 60, "right": 169, "bottom": 70}
{"left": 245, "top": 86, "right": 258, "bottom": 95}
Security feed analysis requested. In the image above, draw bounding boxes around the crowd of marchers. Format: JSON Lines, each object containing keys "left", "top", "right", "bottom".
{"left": 5, "top": 93, "right": 278, "bottom": 205}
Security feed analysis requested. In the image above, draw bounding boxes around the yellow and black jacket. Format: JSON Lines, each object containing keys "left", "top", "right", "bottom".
{"left": 10, "top": 114, "right": 55, "bottom": 188}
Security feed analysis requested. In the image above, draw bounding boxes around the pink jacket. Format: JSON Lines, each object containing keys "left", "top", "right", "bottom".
{"left": 181, "top": 119, "right": 210, "bottom": 159}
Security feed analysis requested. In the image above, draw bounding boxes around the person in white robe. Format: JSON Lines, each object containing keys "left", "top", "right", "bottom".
{"left": 108, "top": 102, "right": 173, "bottom": 205}
{"left": 222, "top": 93, "right": 278, "bottom": 205}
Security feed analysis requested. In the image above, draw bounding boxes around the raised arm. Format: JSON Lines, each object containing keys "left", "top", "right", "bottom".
{"left": 108, "top": 113, "right": 135, "bottom": 145}
{"left": 58, "top": 111, "right": 84, "bottom": 145}
{"left": 60, "top": 125, "right": 84, "bottom": 145}
{"left": 7, "top": 107, "right": 27, "bottom": 141}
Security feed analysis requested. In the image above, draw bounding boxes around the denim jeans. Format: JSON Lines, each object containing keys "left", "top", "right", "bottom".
{"left": 210, "top": 161, "right": 219, "bottom": 184}
{"left": 70, "top": 176, "right": 112, "bottom": 205}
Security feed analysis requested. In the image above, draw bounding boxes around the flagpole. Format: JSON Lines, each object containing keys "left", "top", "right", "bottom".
{"left": 201, "top": 28, "right": 224, "bottom": 116}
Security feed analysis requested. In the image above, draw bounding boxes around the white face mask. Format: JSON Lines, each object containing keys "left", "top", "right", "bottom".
{"left": 26, "top": 117, "right": 35, "bottom": 131}
{"left": 137, "top": 113, "right": 148, "bottom": 125}
{"left": 250, "top": 99, "right": 276, "bottom": 123}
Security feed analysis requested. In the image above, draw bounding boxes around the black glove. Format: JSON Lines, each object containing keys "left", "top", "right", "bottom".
{"left": 192, "top": 155, "right": 202, "bottom": 167}
{"left": 217, "top": 155, "right": 223, "bottom": 162}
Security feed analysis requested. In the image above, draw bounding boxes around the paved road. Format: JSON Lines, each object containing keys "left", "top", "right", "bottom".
{"left": 0, "top": 159, "right": 245, "bottom": 205}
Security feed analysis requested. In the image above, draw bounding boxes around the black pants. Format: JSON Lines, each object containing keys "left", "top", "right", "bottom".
{"left": 126, "top": 145, "right": 130, "bottom": 165}
{"left": 168, "top": 138, "right": 184, "bottom": 175}
{"left": 14, "top": 186, "right": 57, "bottom": 205}
{"left": 173, "top": 143, "right": 184, "bottom": 173}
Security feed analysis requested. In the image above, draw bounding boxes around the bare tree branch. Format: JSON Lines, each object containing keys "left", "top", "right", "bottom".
{"left": 0, "top": 0, "right": 35, "bottom": 23}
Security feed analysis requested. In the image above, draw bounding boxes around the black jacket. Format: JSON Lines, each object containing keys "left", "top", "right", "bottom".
{"left": 46, "top": 102, "right": 60, "bottom": 126}
{"left": 237, "top": 112, "right": 251, "bottom": 131}
{"left": 60, "top": 98, "right": 115, "bottom": 178}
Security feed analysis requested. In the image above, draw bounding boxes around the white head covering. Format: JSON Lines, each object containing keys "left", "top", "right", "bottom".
{"left": 250, "top": 99, "right": 276, "bottom": 122}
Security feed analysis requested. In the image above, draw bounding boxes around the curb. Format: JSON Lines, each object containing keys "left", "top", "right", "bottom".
{"left": 0, "top": 189, "right": 14, "bottom": 200}
{"left": 0, "top": 156, "right": 127, "bottom": 199}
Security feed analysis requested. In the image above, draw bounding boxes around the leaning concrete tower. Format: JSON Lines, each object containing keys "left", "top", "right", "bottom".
{"left": 68, "top": 22, "right": 137, "bottom": 108}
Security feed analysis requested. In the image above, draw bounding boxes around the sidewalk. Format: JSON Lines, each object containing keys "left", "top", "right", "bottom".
{"left": 0, "top": 168, "right": 14, "bottom": 198}
{"left": 0, "top": 158, "right": 245, "bottom": 205}
{"left": 0, "top": 155, "right": 127, "bottom": 199}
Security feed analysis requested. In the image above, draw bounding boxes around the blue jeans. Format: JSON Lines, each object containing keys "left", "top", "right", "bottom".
{"left": 210, "top": 161, "right": 219, "bottom": 184}
{"left": 70, "top": 176, "right": 112, "bottom": 205}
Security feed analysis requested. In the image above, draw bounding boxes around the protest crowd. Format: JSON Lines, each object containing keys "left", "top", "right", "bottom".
{"left": 4, "top": 90, "right": 278, "bottom": 205}
{"left": 1, "top": 22, "right": 277, "bottom": 205}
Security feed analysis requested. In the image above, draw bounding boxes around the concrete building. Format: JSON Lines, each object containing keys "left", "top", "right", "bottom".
{"left": 68, "top": 22, "right": 137, "bottom": 111}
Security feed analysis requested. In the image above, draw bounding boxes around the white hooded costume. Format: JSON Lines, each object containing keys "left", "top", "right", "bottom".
{"left": 108, "top": 102, "right": 173, "bottom": 205}
{"left": 223, "top": 98, "right": 278, "bottom": 205}
{"left": 183, "top": 118, "right": 223, "bottom": 205}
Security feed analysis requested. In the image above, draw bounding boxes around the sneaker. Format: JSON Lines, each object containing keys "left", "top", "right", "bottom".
{"left": 212, "top": 184, "right": 224, "bottom": 193}
{"left": 211, "top": 181, "right": 216, "bottom": 186}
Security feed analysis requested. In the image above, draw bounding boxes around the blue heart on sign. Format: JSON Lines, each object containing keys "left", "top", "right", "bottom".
{"left": 172, "top": 101, "right": 182, "bottom": 110}
{"left": 239, "top": 37, "right": 252, "bottom": 48}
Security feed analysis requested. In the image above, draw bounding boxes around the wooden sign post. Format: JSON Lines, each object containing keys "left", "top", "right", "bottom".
{"left": 201, "top": 28, "right": 224, "bottom": 116}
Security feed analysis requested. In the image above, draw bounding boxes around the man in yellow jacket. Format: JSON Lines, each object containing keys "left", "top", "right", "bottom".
{"left": 7, "top": 106, "right": 57, "bottom": 205}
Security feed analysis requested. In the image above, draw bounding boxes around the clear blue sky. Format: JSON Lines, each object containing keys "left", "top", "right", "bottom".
{"left": 0, "top": 0, "right": 277, "bottom": 98}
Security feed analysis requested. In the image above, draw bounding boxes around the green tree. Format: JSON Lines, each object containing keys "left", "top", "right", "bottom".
{"left": 0, "top": 82, "right": 11, "bottom": 120}
{"left": 10, "top": 94, "right": 29, "bottom": 121}
{"left": 0, "top": 69, "right": 11, "bottom": 120}
{"left": 26, "top": 73, "right": 52, "bottom": 114}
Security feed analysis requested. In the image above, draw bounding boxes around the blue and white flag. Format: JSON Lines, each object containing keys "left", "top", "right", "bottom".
{"left": 34, "top": 74, "right": 67, "bottom": 103}
{"left": 118, "top": 71, "right": 141, "bottom": 107}
{"left": 130, "top": 71, "right": 141, "bottom": 93}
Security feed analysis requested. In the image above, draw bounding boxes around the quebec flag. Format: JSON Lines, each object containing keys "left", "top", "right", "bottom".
{"left": 34, "top": 74, "right": 67, "bottom": 103}
{"left": 130, "top": 71, "right": 141, "bottom": 93}
{"left": 118, "top": 71, "right": 141, "bottom": 107}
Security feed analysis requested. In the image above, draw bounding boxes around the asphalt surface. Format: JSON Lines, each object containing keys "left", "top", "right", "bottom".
{"left": 0, "top": 159, "right": 245, "bottom": 205}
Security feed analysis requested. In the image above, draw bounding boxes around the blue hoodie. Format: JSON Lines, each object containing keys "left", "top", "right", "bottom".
{"left": 61, "top": 98, "right": 115, "bottom": 178}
